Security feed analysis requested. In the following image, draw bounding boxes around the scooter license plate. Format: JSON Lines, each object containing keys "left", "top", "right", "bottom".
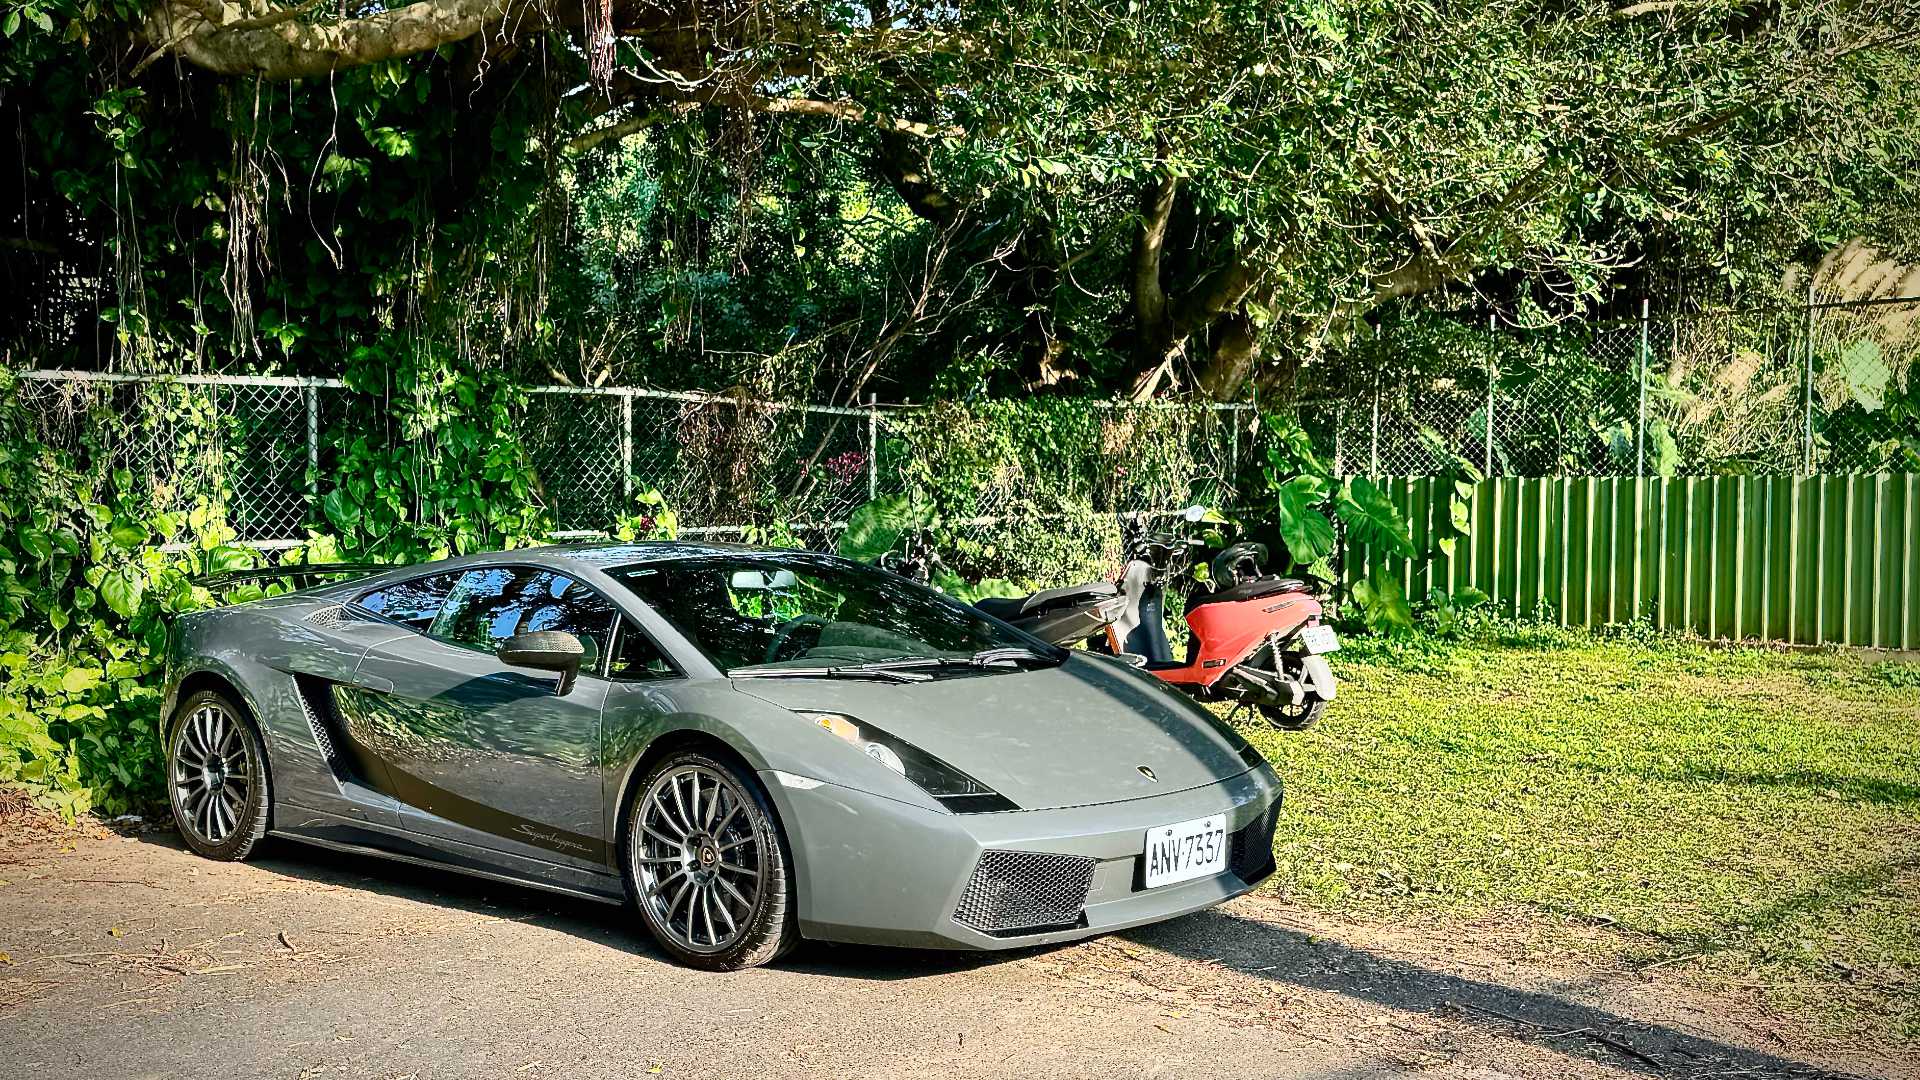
{"left": 1297, "top": 624, "right": 1340, "bottom": 654}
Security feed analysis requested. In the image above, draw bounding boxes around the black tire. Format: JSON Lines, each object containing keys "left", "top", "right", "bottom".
{"left": 165, "top": 688, "right": 272, "bottom": 861}
{"left": 623, "top": 750, "right": 797, "bottom": 970}
{"left": 1247, "top": 647, "right": 1328, "bottom": 730}
{"left": 1255, "top": 697, "right": 1327, "bottom": 730}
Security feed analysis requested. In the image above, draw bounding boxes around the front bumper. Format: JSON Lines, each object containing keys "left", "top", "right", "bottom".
{"left": 760, "top": 763, "right": 1282, "bottom": 950}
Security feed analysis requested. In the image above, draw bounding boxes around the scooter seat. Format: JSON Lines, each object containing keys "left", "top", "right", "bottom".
{"left": 1185, "top": 576, "right": 1312, "bottom": 610}
{"left": 973, "top": 595, "right": 1028, "bottom": 620}
{"left": 974, "top": 581, "right": 1118, "bottom": 621}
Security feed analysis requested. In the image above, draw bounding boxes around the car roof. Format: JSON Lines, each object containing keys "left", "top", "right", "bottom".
{"left": 538, "top": 541, "right": 861, "bottom": 573}
{"left": 334, "top": 542, "right": 834, "bottom": 591}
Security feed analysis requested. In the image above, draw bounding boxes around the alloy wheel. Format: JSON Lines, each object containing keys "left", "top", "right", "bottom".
{"left": 632, "top": 763, "right": 767, "bottom": 954}
{"left": 171, "top": 702, "right": 254, "bottom": 845}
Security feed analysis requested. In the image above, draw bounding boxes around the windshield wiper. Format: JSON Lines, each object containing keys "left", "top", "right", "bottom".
{"left": 854, "top": 647, "right": 1063, "bottom": 672}
{"left": 729, "top": 664, "right": 934, "bottom": 683}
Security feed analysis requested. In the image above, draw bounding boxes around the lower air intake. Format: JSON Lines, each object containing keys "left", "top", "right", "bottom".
{"left": 1229, "top": 800, "right": 1282, "bottom": 882}
{"left": 953, "top": 850, "right": 1096, "bottom": 937}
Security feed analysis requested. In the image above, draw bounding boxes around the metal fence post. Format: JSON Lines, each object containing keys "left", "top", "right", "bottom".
{"left": 1636, "top": 298, "right": 1649, "bottom": 478}
{"left": 1484, "top": 312, "right": 1496, "bottom": 475}
{"left": 304, "top": 383, "right": 319, "bottom": 508}
{"left": 865, "top": 393, "right": 878, "bottom": 501}
{"left": 620, "top": 391, "right": 634, "bottom": 501}
{"left": 1370, "top": 324, "right": 1382, "bottom": 476}
{"left": 1333, "top": 401, "right": 1345, "bottom": 477}
{"left": 1801, "top": 280, "right": 1816, "bottom": 474}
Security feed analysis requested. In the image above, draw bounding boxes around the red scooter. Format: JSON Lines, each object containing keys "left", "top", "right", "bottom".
{"left": 1097, "top": 507, "right": 1339, "bottom": 729}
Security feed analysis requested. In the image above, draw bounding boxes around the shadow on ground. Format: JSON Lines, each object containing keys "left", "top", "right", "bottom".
{"left": 1129, "top": 908, "right": 1859, "bottom": 1079}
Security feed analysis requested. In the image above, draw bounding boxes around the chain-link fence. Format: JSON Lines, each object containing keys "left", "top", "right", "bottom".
{"left": 16, "top": 295, "right": 1907, "bottom": 571}
{"left": 1331, "top": 296, "right": 1920, "bottom": 478}
{"left": 9, "top": 371, "right": 1255, "bottom": 577}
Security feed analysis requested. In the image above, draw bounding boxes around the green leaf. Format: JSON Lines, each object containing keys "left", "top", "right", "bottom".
{"left": 1352, "top": 572, "right": 1413, "bottom": 634}
{"left": 1337, "top": 478, "right": 1415, "bottom": 559}
{"left": 1835, "top": 339, "right": 1889, "bottom": 412}
{"left": 1274, "top": 477, "right": 1336, "bottom": 564}
{"left": 61, "top": 667, "right": 101, "bottom": 695}
{"left": 100, "top": 568, "right": 143, "bottom": 619}
{"left": 205, "top": 544, "right": 257, "bottom": 573}
{"left": 836, "top": 494, "right": 933, "bottom": 563}
{"left": 323, "top": 488, "right": 362, "bottom": 532}
{"left": 109, "top": 519, "right": 147, "bottom": 550}
{"left": 15, "top": 525, "right": 51, "bottom": 561}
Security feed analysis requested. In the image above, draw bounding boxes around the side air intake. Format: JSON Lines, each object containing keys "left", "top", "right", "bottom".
{"left": 952, "top": 850, "right": 1096, "bottom": 937}
{"left": 292, "top": 675, "right": 348, "bottom": 780}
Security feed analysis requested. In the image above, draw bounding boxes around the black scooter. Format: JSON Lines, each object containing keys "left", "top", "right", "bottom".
{"left": 876, "top": 533, "right": 1124, "bottom": 648}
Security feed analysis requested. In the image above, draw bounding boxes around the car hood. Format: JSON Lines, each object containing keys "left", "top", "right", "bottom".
{"left": 732, "top": 654, "right": 1251, "bottom": 811}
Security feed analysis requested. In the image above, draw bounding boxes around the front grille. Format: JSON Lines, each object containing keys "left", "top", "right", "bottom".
{"left": 953, "top": 850, "right": 1097, "bottom": 937}
{"left": 1229, "top": 799, "right": 1282, "bottom": 882}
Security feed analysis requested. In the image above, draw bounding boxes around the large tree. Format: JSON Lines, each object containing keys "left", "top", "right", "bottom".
{"left": 5, "top": 0, "right": 1918, "bottom": 400}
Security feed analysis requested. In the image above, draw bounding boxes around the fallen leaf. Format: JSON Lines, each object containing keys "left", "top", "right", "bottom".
{"left": 0, "top": 951, "right": 12, "bottom": 965}
{"left": 108, "top": 926, "right": 124, "bottom": 938}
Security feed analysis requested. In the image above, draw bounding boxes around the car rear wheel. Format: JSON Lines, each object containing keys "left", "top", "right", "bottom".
{"left": 624, "top": 751, "right": 796, "bottom": 970}
{"left": 166, "top": 688, "right": 271, "bottom": 861}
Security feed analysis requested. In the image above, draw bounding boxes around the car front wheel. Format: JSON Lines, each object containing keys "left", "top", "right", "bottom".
{"left": 624, "top": 750, "right": 796, "bottom": 970}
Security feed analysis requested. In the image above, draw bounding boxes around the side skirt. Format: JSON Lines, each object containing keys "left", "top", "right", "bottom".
{"left": 268, "top": 821, "right": 628, "bottom": 907}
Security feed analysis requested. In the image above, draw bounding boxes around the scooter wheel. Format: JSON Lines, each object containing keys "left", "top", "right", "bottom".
{"left": 1256, "top": 698, "right": 1327, "bottom": 731}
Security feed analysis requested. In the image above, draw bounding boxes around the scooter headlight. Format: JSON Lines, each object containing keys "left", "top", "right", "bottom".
{"left": 797, "top": 711, "right": 1016, "bottom": 814}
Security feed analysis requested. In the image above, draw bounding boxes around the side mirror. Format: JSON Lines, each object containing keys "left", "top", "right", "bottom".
{"left": 498, "top": 630, "right": 585, "bottom": 695}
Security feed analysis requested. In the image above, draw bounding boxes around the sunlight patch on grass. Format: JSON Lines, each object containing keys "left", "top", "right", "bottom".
{"left": 1236, "top": 627, "right": 1920, "bottom": 1045}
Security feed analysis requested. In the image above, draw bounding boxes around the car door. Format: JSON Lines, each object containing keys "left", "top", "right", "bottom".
{"left": 350, "top": 566, "right": 616, "bottom": 870}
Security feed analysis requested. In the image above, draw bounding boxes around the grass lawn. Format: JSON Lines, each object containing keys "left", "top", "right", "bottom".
{"left": 1239, "top": 622, "right": 1920, "bottom": 1048}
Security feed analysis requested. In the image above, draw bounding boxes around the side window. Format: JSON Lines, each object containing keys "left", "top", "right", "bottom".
{"left": 430, "top": 568, "right": 619, "bottom": 670}
{"left": 607, "top": 620, "right": 677, "bottom": 681}
{"left": 355, "top": 572, "right": 460, "bottom": 631}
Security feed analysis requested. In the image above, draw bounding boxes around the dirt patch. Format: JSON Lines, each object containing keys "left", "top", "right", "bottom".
{"left": 0, "top": 820, "right": 1907, "bottom": 1080}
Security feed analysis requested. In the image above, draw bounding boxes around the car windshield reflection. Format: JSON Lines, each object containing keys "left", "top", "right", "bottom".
{"left": 605, "top": 555, "right": 1064, "bottom": 676}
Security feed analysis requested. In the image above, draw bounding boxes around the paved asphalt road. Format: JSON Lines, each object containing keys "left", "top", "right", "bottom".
{"left": 0, "top": 825, "right": 1903, "bottom": 1080}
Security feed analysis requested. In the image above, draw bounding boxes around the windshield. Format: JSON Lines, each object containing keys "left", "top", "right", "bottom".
{"left": 605, "top": 554, "right": 1058, "bottom": 674}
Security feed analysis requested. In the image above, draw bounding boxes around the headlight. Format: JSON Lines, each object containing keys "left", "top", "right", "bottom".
{"left": 797, "top": 711, "right": 1017, "bottom": 814}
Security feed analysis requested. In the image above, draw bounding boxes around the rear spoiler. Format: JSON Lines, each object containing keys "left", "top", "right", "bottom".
{"left": 190, "top": 562, "right": 393, "bottom": 591}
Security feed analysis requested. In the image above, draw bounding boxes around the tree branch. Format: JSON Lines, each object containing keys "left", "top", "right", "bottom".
{"left": 142, "top": 0, "right": 518, "bottom": 79}
{"left": 635, "top": 80, "right": 961, "bottom": 139}
{"left": 566, "top": 107, "right": 678, "bottom": 153}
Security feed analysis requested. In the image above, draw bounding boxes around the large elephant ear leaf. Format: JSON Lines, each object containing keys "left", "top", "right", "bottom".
{"left": 1338, "top": 477, "right": 1415, "bottom": 559}
{"left": 1275, "top": 476, "right": 1335, "bottom": 565}
{"left": 836, "top": 493, "right": 932, "bottom": 562}
{"left": 1353, "top": 571, "right": 1414, "bottom": 634}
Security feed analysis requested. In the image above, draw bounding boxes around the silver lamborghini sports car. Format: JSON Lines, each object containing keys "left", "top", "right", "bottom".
{"left": 161, "top": 543, "right": 1283, "bottom": 969}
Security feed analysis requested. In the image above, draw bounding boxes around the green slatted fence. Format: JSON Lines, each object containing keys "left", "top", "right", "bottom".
{"left": 1341, "top": 474, "right": 1920, "bottom": 649}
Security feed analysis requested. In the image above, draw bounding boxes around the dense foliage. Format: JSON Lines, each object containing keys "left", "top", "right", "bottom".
{"left": 5, "top": 1, "right": 1917, "bottom": 403}
{"left": 3, "top": 1, "right": 1919, "bottom": 814}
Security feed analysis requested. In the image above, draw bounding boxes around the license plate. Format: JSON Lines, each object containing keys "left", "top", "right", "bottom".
{"left": 1142, "top": 813, "right": 1229, "bottom": 889}
{"left": 1297, "top": 624, "right": 1340, "bottom": 654}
